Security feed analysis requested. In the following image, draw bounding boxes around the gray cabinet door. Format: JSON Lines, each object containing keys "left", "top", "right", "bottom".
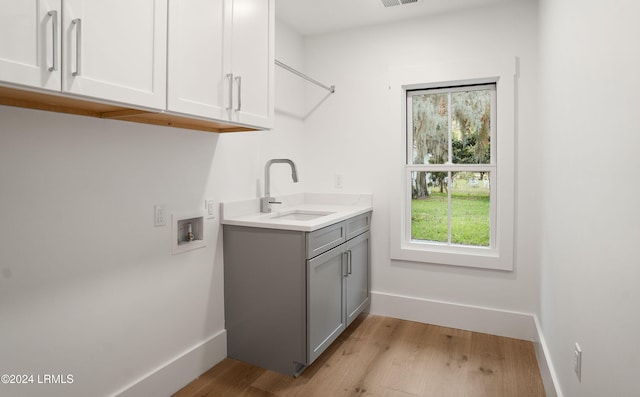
{"left": 307, "top": 245, "right": 346, "bottom": 364}
{"left": 346, "top": 231, "right": 370, "bottom": 326}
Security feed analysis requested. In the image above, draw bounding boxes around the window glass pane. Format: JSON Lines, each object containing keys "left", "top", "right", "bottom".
{"left": 451, "top": 90, "right": 491, "bottom": 165}
{"left": 450, "top": 171, "right": 490, "bottom": 246}
{"left": 411, "top": 171, "right": 448, "bottom": 243}
{"left": 411, "top": 93, "right": 449, "bottom": 164}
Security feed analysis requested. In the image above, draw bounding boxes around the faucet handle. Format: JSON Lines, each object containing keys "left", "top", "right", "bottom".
{"left": 260, "top": 196, "right": 281, "bottom": 213}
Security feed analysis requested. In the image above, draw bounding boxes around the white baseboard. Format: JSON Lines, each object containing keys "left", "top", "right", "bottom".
{"left": 370, "top": 291, "right": 536, "bottom": 340}
{"left": 533, "top": 316, "right": 563, "bottom": 397}
{"left": 370, "top": 291, "right": 560, "bottom": 396}
{"left": 113, "top": 329, "right": 227, "bottom": 397}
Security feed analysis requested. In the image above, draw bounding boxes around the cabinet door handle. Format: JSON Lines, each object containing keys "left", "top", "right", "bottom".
{"left": 47, "top": 10, "right": 58, "bottom": 72}
{"left": 347, "top": 250, "right": 352, "bottom": 275}
{"left": 226, "top": 73, "right": 234, "bottom": 111}
{"left": 342, "top": 252, "right": 349, "bottom": 277}
{"left": 72, "top": 18, "right": 82, "bottom": 76}
{"left": 235, "top": 75, "right": 242, "bottom": 112}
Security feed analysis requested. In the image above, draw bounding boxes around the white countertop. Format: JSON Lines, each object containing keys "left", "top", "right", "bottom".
{"left": 221, "top": 193, "right": 373, "bottom": 232}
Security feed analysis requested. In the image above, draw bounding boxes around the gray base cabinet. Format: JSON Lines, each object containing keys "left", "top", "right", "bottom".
{"left": 223, "top": 212, "right": 371, "bottom": 376}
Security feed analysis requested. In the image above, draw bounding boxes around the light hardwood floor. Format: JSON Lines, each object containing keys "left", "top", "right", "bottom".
{"left": 173, "top": 314, "right": 545, "bottom": 397}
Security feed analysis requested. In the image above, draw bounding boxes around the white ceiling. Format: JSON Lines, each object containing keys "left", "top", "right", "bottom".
{"left": 276, "top": 0, "right": 522, "bottom": 36}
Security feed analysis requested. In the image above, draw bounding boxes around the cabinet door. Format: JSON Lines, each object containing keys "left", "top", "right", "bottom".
{"left": 167, "top": 0, "right": 226, "bottom": 119}
{"left": 227, "top": 0, "right": 273, "bottom": 128}
{"left": 62, "top": 0, "right": 167, "bottom": 109}
{"left": 346, "top": 231, "right": 370, "bottom": 326}
{"left": 0, "top": 0, "right": 61, "bottom": 90}
{"left": 307, "top": 245, "right": 346, "bottom": 364}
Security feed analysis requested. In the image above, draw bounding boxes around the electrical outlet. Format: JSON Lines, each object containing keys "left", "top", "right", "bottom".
{"left": 205, "top": 200, "right": 217, "bottom": 219}
{"left": 573, "top": 343, "right": 582, "bottom": 382}
{"left": 335, "top": 174, "right": 344, "bottom": 189}
{"left": 154, "top": 204, "right": 167, "bottom": 227}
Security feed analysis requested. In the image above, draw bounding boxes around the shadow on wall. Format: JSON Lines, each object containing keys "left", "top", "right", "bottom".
{"left": 276, "top": 90, "right": 333, "bottom": 121}
{"left": 274, "top": 61, "right": 335, "bottom": 120}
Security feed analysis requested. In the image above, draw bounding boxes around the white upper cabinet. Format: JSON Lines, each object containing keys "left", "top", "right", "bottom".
{"left": 0, "top": 0, "right": 271, "bottom": 132}
{"left": 0, "top": 0, "right": 62, "bottom": 91}
{"left": 168, "top": 0, "right": 273, "bottom": 129}
{"left": 62, "top": 0, "right": 167, "bottom": 109}
{"left": 226, "top": 0, "right": 273, "bottom": 128}
{"left": 167, "top": 0, "right": 226, "bottom": 120}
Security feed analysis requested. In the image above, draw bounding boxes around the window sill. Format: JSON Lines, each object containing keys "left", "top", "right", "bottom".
{"left": 391, "top": 242, "right": 512, "bottom": 271}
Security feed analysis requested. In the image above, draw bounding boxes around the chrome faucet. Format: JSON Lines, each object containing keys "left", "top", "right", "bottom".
{"left": 261, "top": 159, "right": 299, "bottom": 213}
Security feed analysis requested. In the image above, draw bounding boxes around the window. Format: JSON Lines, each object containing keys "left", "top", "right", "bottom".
{"left": 407, "top": 84, "right": 496, "bottom": 248}
{"left": 390, "top": 57, "right": 516, "bottom": 270}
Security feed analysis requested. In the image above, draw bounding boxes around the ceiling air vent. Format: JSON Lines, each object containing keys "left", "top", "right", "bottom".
{"left": 381, "top": 0, "right": 419, "bottom": 7}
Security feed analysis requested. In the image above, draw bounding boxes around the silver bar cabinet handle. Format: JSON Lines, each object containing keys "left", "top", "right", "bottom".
{"left": 47, "top": 11, "right": 58, "bottom": 72}
{"left": 235, "top": 75, "right": 242, "bottom": 112}
{"left": 72, "top": 18, "right": 82, "bottom": 76}
{"left": 342, "top": 252, "right": 349, "bottom": 277}
{"left": 226, "top": 73, "right": 234, "bottom": 111}
{"left": 347, "top": 250, "right": 352, "bottom": 275}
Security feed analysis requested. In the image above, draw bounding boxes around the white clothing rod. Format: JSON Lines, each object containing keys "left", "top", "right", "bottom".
{"left": 275, "top": 59, "right": 335, "bottom": 93}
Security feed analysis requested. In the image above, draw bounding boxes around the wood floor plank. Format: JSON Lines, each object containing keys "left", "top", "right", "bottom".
{"left": 292, "top": 315, "right": 401, "bottom": 396}
{"left": 172, "top": 315, "right": 545, "bottom": 397}
{"left": 503, "top": 334, "right": 547, "bottom": 396}
{"left": 372, "top": 320, "right": 432, "bottom": 395}
{"left": 172, "top": 359, "right": 238, "bottom": 397}
{"left": 420, "top": 327, "right": 472, "bottom": 397}
{"left": 465, "top": 332, "right": 508, "bottom": 397}
{"left": 174, "top": 359, "right": 266, "bottom": 397}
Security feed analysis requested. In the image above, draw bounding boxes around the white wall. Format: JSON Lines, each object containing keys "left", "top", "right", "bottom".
{"left": 539, "top": 1, "right": 640, "bottom": 396}
{"left": 300, "top": 1, "right": 541, "bottom": 315}
{"left": 0, "top": 21, "right": 306, "bottom": 397}
{"left": 10, "top": 2, "right": 640, "bottom": 395}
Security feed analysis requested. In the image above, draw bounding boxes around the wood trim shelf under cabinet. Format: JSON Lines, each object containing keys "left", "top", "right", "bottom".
{"left": 0, "top": 85, "right": 258, "bottom": 134}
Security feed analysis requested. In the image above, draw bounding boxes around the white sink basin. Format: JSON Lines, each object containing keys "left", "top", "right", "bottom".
{"left": 267, "top": 210, "right": 335, "bottom": 221}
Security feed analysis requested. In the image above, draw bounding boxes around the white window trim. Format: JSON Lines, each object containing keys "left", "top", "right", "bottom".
{"left": 389, "top": 56, "right": 518, "bottom": 271}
